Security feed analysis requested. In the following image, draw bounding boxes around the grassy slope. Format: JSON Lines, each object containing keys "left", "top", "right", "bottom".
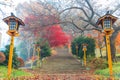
{"left": 0, "top": 66, "right": 32, "bottom": 79}
{"left": 94, "top": 52, "right": 120, "bottom": 79}
{"left": 95, "top": 62, "right": 120, "bottom": 79}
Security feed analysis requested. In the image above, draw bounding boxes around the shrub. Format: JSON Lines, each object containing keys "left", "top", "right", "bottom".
{"left": 90, "top": 58, "right": 108, "bottom": 69}
{"left": 0, "top": 52, "right": 6, "bottom": 63}
{"left": 71, "top": 36, "right": 95, "bottom": 59}
{"left": 41, "top": 42, "right": 51, "bottom": 59}
{"left": 17, "top": 57, "right": 25, "bottom": 67}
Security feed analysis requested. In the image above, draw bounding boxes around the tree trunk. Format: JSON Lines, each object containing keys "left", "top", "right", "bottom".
{"left": 104, "top": 37, "right": 108, "bottom": 60}
{"left": 99, "top": 47, "right": 103, "bottom": 58}
{"left": 110, "top": 31, "right": 118, "bottom": 62}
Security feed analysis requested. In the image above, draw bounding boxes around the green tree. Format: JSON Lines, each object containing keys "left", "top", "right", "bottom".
{"left": 71, "top": 36, "right": 95, "bottom": 58}
{"left": 0, "top": 45, "right": 20, "bottom": 68}
{"left": 41, "top": 42, "right": 51, "bottom": 59}
{"left": 35, "top": 38, "right": 51, "bottom": 59}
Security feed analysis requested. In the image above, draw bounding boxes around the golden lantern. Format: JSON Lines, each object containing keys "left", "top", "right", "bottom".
{"left": 3, "top": 12, "right": 25, "bottom": 78}
{"left": 97, "top": 11, "right": 117, "bottom": 77}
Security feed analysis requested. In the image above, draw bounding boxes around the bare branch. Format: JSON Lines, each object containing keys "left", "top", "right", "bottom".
{"left": 59, "top": 7, "right": 89, "bottom": 19}
{"left": 111, "top": 4, "right": 120, "bottom": 14}
{"left": 85, "top": 0, "right": 94, "bottom": 20}
{"left": 83, "top": 23, "right": 89, "bottom": 29}
{"left": 84, "top": 28, "right": 102, "bottom": 32}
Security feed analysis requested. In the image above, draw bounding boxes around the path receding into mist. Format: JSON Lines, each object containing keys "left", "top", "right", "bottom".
{"left": 34, "top": 48, "right": 88, "bottom": 74}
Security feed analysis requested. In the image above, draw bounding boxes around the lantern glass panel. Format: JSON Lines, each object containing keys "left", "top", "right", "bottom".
{"left": 83, "top": 46, "right": 86, "bottom": 48}
{"left": 9, "top": 21, "right": 16, "bottom": 30}
{"left": 104, "top": 19, "right": 111, "bottom": 29}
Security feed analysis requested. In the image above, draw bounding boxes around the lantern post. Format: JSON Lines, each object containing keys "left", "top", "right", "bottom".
{"left": 3, "top": 13, "right": 25, "bottom": 78}
{"left": 82, "top": 43, "right": 88, "bottom": 67}
{"left": 97, "top": 11, "right": 117, "bottom": 77}
{"left": 35, "top": 44, "right": 41, "bottom": 68}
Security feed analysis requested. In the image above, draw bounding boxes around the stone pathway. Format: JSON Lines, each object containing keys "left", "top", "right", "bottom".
{"left": 13, "top": 48, "right": 98, "bottom": 80}
{"left": 15, "top": 48, "right": 97, "bottom": 80}
{"left": 33, "top": 48, "right": 90, "bottom": 74}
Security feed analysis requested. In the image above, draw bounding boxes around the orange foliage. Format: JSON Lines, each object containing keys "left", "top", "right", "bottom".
{"left": 117, "top": 48, "right": 120, "bottom": 53}
{"left": 17, "top": 57, "right": 25, "bottom": 67}
{"left": 95, "top": 32, "right": 104, "bottom": 48}
{"left": 0, "top": 52, "right": 6, "bottom": 63}
{"left": 115, "top": 32, "right": 120, "bottom": 46}
{"left": 86, "top": 33, "right": 92, "bottom": 37}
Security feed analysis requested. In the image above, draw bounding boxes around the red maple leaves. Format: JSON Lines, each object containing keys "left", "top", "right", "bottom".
{"left": 44, "top": 25, "right": 71, "bottom": 47}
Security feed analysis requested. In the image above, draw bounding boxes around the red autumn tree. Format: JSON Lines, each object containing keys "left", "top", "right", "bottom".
{"left": 23, "top": 14, "right": 59, "bottom": 39}
{"left": 44, "top": 25, "right": 71, "bottom": 47}
{"left": 19, "top": 1, "right": 71, "bottom": 48}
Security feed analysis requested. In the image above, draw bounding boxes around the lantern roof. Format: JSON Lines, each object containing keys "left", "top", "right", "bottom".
{"left": 97, "top": 11, "right": 117, "bottom": 26}
{"left": 3, "top": 13, "right": 25, "bottom": 26}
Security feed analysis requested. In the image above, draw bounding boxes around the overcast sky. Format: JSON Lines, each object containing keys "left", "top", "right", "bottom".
{"left": 0, "top": 0, "right": 119, "bottom": 17}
